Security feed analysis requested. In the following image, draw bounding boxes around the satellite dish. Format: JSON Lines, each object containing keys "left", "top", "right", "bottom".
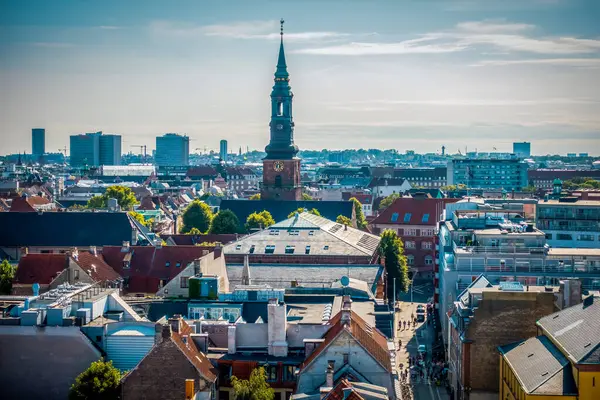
{"left": 340, "top": 276, "right": 350, "bottom": 287}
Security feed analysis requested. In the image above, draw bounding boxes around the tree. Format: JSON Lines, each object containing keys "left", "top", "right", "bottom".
{"left": 378, "top": 193, "right": 400, "bottom": 211}
{"left": 85, "top": 185, "right": 138, "bottom": 210}
{"left": 287, "top": 208, "right": 320, "bottom": 218}
{"left": 209, "top": 210, "right": 241, "bottom": 234}
{"left": 336, "top": 215, "right": 351, "bottom": 226}
{"left": 379, "top": 229, "right": 410, "bottom": 301}
{"left": 249, "top": 193, "right": 261, "bottom": 200}
{"left": 129, "top": 211, "right": 152, "bottom": 228}
{"left": 0, "top": 259, "right": 15, "bottom": 295}
{"left": 181, "top": 200, "right": 214, "bottom": 233}
{"left": 349, "top": 197, "right": 367, "bottom": 228}
{"left": 246, "top": 211, "right": 276, "bottom": 231}
{"left": 187, "top": 227, "right": 202, "bottom": 235}
{"left": 523, "top": 185, "right": 537, "bottom": 194}
{"left": 302, "top": 193, "right": 313, "bottom": 200}
{"left": 231, "top": 367, "right": 275, "bottom": 400}
{"left": 69, "top": 359, "right": 122, "bottom": 400}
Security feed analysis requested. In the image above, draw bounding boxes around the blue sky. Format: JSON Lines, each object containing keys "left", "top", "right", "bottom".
{"left": 1, "top": 0, "right": 599, "bottom": 156}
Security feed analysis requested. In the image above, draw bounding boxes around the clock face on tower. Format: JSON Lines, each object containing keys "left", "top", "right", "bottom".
{"left": 273, "top": 161, "right": 284, "bottom": 172}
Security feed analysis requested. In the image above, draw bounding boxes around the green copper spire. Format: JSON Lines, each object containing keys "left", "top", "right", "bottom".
{"left": 275, "top": 18, "right": 288, "bottom": 79}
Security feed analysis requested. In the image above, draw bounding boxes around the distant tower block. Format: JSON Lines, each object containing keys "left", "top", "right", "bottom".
{"left": 441, "top": 146, "right": 446, "bottom": 156}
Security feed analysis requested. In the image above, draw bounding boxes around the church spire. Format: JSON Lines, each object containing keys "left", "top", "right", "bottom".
{"left": 275, "top": 18, "right": 288, "bottom": 79}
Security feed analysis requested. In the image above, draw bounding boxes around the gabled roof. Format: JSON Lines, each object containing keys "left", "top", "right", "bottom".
{"left": 102, "top": 246, "right": 207, "bottom": 293}
{"left": 172, "top": 321, "right": 216, "bottom": 382}
{"left": 224, "top": 212, "right": 380, "bottom": 257}
{"left": 15, "top": 253, "right": 68, "bottom": 284}
{"left": 371, "top": 197, "right": 458, "bottom": 226}
{"left": 300, "top": 310, "right": 392, "bottom": 373}
{"left": 160, "top": 233, "right": 238, "bottom": 246}
{"left": 499, "top": 336, "right": 577, "bottom": 395}
{"left": 0, "top": 211, "right": 136, "bottom": 247}
{"left": 9, "top": 196, "right": 52, "bottom": 212}
{"left": 74, "top": 251, "right": 120, "bottom": 282}
{"left": 341, "top": 193, "right": 373, "bottom": 204}
{"left": 536, "top": 296, "right": 600, "bottom": 364}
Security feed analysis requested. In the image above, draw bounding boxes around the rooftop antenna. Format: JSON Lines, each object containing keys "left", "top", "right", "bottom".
{"left": 280, "top": 18, "right": 285, "bottom": 39}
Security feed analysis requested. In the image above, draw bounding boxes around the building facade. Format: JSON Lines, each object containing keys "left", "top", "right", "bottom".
{"left": 99, "top": 134, "right": 122, "bottom": 166}
{"left": 447, "top": 157, "right": 528, "bottom": 190}
{"left": 70, "top": 132, "right": 101, "bottom": 167}
{"left": 513, "top": 142, "right": 531, "bottom": 158}
{"left": 155, "top": 133, "right": 190, "bottom": 167}
{"left": 394, "top": 167, "right": 448, "bottom": 188}
{"left": 32, "top": 128, "right": 45, "bottom": 157}
{"left": 220, "top": 139, "right": 228, "bottom": 162}
{"left": 528, "top": 169, "right": 600, "bottom": 190}
{"left": 261, "top": 24, "right": 302, "bottom": 201}
{"left": 537, "top": 199, "right": 600, "bottom": 248}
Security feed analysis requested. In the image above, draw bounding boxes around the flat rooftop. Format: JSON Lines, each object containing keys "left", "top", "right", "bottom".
{"left": 548, "top": 248, "right": 600, "bottom": 257}
{"left": 538, "top": 200, "right": 600, "bottom": 206}
{"left": 473, "top": 228, "right": 544, "bottom": 236}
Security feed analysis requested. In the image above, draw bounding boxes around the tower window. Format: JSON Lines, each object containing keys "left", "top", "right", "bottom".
{"left": 277, "top": 102, "right": 283, "bottom": 116}
{"left": 275, "top": 175, "right": 282, "bottom": 187}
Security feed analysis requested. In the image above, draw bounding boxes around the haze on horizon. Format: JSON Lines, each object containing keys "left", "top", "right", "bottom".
{"left": 1, "top": 0, "right": 599, "bottom": 156}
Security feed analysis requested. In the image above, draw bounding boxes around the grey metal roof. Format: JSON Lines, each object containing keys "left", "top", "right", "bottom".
{"left": 500, "top": 336, "right": 576, "bottom": 395}
{"left": 224, "top": 212, "right": 380, "bottom": 257}
{"left": 227, "top": 264, "right": 383, "bottom": 291}
{"left": 537, "top": 296, "right": 600, "bottom": 363}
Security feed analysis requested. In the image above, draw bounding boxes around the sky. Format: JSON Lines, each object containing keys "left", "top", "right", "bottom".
{"left": 1, "top": 0, "right": 599, "bottom": 156}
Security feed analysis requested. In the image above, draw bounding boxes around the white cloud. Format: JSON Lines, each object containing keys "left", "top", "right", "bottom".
{"left": 472, "top": 58, "right": 600, "bottom": 67}
{"left": 293, "top": 39, "right": 466, "bottom": 55}
{"left": 97, "top": 25, "right": 121, "bottom": 30}
{"left": 326, "top": 98, "right": 598, "bottom": 107}
{"left": 456, "top": 21, "right": 534, "bottom": 33}
{"left": 151, "top": 20, "right": 349, "bottom": 42}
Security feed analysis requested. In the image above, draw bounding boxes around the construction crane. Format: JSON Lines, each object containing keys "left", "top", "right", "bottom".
{"left": 130, "top": 145, "right": 147, "bottom": 162}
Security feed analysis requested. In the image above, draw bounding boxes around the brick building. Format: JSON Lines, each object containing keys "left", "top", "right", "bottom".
{"left": 369, "top": 195, "right": 458, "bottom": 278}
{"left": 447, "top": 278, "right": 556, "bottom": 400}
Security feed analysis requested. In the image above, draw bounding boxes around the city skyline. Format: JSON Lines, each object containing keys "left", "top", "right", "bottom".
{"left": 1, "top": 0, "right": 600, "bottom": 156}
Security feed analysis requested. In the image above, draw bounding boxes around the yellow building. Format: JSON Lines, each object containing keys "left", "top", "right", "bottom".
{"left": 498, "top": 296, "right": 600, "bottom": 400}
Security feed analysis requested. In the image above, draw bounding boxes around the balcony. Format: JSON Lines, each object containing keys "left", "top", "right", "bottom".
{"left": 453, "top": 242, "right": 547, "bottom": 256}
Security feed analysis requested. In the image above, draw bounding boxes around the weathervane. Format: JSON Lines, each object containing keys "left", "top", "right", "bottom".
{"left": 280, "top": 18, "right": 285, "bottom": 38}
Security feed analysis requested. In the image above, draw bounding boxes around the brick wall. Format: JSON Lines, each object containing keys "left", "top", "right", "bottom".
{"left": 465, "top": 291, "right": 555, "bottom": 393}
{"left": 121, "top": 337, "right": 209, "bottom": 400}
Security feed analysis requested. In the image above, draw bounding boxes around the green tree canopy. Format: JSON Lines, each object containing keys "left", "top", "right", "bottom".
{"left": 378, "top": 193, "right": 400, "bottom": 211}
{"left": 246, "top": 211, "right": 276, "bottom": 231}
{"left": 209, "top": 209, "right": 241, "bottom": 234}
{"left": 85, "top": 185, "right": 139, "bottom": 210}
{"left": 129, "top": 211, "right": 153, "bottom": 228}
{"left": 181, "top": 200, "right": 214, "bottom": 233}
{"left": 336, "top": 215, "right": 351, "bottom": 226}
{"left": 379, "top": 229, "right": 410, "bottom": 301}
{"left": 69, "top": 359, "right": 122, "bottom": 400}
{"left": 249, "top": 193, "right": 261, "bottom": 200}
{"left": 287, "top": 208, "right": 321, "bottom": 218}
{"left": 349, "top": 197, "right": 367, "bottom": 228}
{"left": 302, "top": 193, "right": 313, "bottom": 200}
{"left": 0, "top": 259, "right": 15, "bottom": 295}
{"left": 231, "top": 367, "right": 275, "bottom": 400}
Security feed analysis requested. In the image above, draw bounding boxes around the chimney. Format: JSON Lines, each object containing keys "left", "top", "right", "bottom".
{"left": 71, "top": 247, "right": 79, "bottom": 261}
{"left": 326, "top": 361, "right": 334, "bottom": 387}
{"left": 227, "top": 325, "right": 237, "bottom": 354}
{"left": 121, "top": 241, "right": 130, "bottom": 252}
{"left": 168, "top": 315, "right": 182, "bottom": 333}
{"left": 242, "top": 255, "right": 251, "bottom": 286}
{"left": 268, "top": 299, "right": 288, "bottom": 357}
{"left": 185, "top": 379, "right": 195, "bottom": 400}
{"left": 161, "top": 324, "right": 172, "bottom": 339}
{"left": 214, "top": 243, "right": 222, "bottom": 259}
{"left": 89, "top": 246, "right": 97, "bottom": 256}
{"left": 341, "top": 295, "right": 352, "bottom": 324}
{"left": 191, "top": 333, "right": 209, "bottom": 353}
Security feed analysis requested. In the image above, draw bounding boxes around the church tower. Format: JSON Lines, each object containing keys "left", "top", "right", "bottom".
{"left": 261, "top": 19, "right": 302, "bottom": 201}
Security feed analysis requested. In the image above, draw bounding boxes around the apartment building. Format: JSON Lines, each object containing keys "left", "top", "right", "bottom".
{"left": 447, "top": 157, "right": 528, "bottom": 190}
{"left": 537, "top": 198, "right": 600, "bottom": 248}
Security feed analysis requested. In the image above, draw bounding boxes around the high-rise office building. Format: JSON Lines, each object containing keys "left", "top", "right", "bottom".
{"left": 447, "top": 156, "right": 528, "bottom": 190}
{"left": 32, "top": 128, "right": 45, "bottom": 157}
{"left": 99, "top": 134, "right": 122, "bottom": 166}
{"left": 155, "top": 133, "right": 189, "bottom": 166}
{"left": 513, "top": 142, "right": 531, "bottom": 158}
{"left": 220, "top": 140, "right": 228, "bottom": 162}
{"left": 70, "top": 131, "right": 122, "bottom": 167}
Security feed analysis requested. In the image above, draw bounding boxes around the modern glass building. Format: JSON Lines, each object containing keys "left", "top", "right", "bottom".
{"left": 220, "top": 139, "right": 228, "bottom": 162}
{"left": 447, "top": 157, "right": 528, "bottom": 190}
{"left": 537, "top": 199, "right": 600, "bottom": 248}
{"left": 99, "top": 134, "right": 122, "bottom": 166}
{"left": 70, "top": 132, "right": 101, "bottom": 167}
{"left": 512, "top": 142, "right": 531, "bottom": 158}
{"left": 155, "top": 133, "right": 189, "bottom": 166}
{"left": 32, "top": 128, "right": 45, "bottom": 157}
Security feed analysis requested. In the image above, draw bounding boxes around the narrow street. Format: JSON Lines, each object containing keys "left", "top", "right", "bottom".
{"left": 395, "top": 280, "right": 451, "bottom": 400}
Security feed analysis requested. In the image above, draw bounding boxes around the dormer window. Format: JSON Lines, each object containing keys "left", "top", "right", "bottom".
{"left": 165, "top": 262, "right": 170, "bottom": 268}
{"left": 123, "top": 261, "right": 130, "bottom": 269}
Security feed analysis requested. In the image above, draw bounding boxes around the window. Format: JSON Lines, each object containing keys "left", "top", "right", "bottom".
{"left": 407, "top": 255, "right": 414, "bottom": 265}
{"left": 249, "top": 245, "right": 255, "bottom": 254}
{"left": 176, "top": 262, "right": 181, "bottom": 268}
{"left": 165, "top": 262, "right": 170, "bottom": 268}
{"left": 180, "top": 276, "right": 189, "bottom": 288}
{"left": 235, "top": 244, "right": 242, "bottom": 250}
{"left": 404, "top": 213, "right": 412, "bottom": 223}
{"left": 405, "top": 228, "right": 417, "bottom": 236}
{"left": 405, "top": 241, "right": 416, "bottom": 249}
{"left": 557, "top": 234, "right": 573, "bottom": 241}
{"left": 275, "top": 175, "right": 282, "bottom": 187}
{"left": 343, "top": 353, "right": 349, "bottom": 364}
{"left": 422, "top": 241, "right": 432, "bottom": 250}
{"left": 422, "top": 214, "right": 430, "bottom": 223}
{"left": 323, "top": 245, "right": 329, "bottom": 250}
{"left": 391, "top": 212, "right": 399, "bottom": 222}
{"left": 308, "top": 231, "right": 315, "bottom": 236}
{"left": 305, "top": 246, "right": 311, "bottom": 254}
{"left": 283, "top": 365, "right": 295, "bottom": 382}
{"left": 277, "top": 102, "right": 283, "bottom": 116}
{"left": 265, "top": 245, "right": 276, "bottom": 254}
{"left": 578, "top": 234, "right": 595, "bottom": 241}
{"left": 545, "top": 233, "right": 552, "bottom": 240}
{"left": 285, "top": 245, "right": 295, "bottom": 254}
{"left": 421, "top": 229, "right": 434, "bottom": 236}
{"left": 265, "top": 365, "right": 278, "bottom": 382}
{"left": 289, "top": 230, "right": 299, "bottom": 236}
{"left": 269, "top": 230, "right": 280, "bottom": 236}
{"left": 425, "top": 256, "right": 433, "bottom": 265}
{"left": 74, "top": 270, "right": 79, "bottom": 280}
{"left": 96, "top": 336, "right": 102, "bottom": 342}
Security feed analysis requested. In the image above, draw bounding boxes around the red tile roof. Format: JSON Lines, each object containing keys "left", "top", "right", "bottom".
{"left": 74, "top": 251, "right": 121, "bottom": 282}
{"left": 300, "top": 310, "right": 392, "bottom": 373}
{"left": 9, "top": 196, "right": 52, "bottom": 212}
{"left": 370, "top": 197, "right": 458, "bottom": 226}
{"left": 172, "top": 321, "right": 217, "bottom": 382}
{"left": 102, "top": 246, "right": 207, "bottom": 293}
{"left": 137, "top": 196, "right": 158, "bottom": 211}
{"left": 15, "top": 253, "right": 68, "bottom": 284}
{"left": 325, "top": 379, "right": 365, "bottom": 400}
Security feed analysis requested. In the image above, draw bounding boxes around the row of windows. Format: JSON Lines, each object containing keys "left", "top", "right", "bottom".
{"left": 390, "top": 213, "right": 430, "bottom": 223}
{"left": 404, "top": 241, "right": 433, "bottom": 250}
{"left": 406, "top": 255, "right": 433, "bottom": 265}
{"left": 547, "top": 233, "right": 600, "bottom": 241}
{"left": 398, "top": 228, "right": 435, "bottom": 237}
